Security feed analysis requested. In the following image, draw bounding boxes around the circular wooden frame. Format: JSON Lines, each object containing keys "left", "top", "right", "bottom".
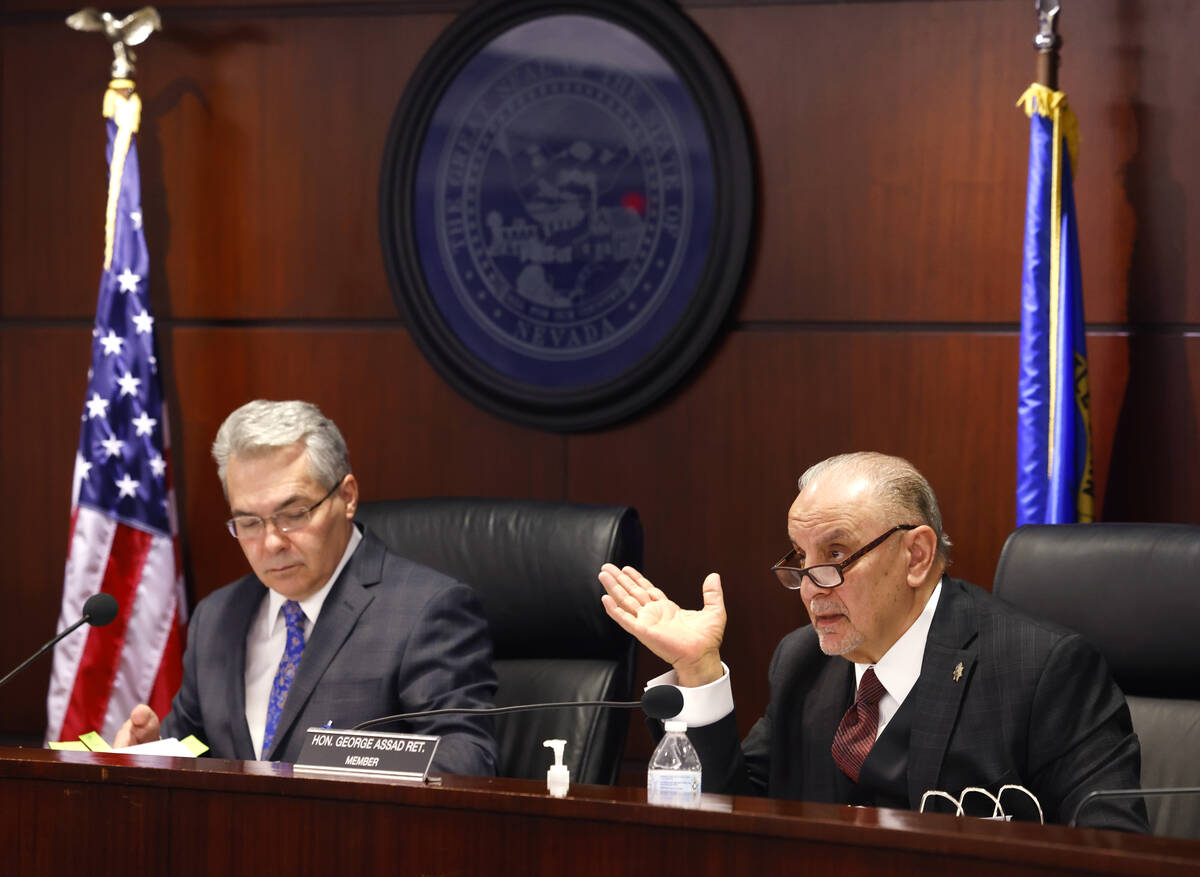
{"left": 379, "top": 0, "right": 755, "bottom": 431}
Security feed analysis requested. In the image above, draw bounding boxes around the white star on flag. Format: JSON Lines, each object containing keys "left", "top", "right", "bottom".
{"left": 100, "top": 436, "right": 125, "bottom": 458}
{"left": 114, "top": 473, "right": 140, "bottom": 498}
{"left": 73, "top": 452, "right": 93, "bottom": 485}
{"left": 116, "top": 372, "right": 142, "bottom": 397}
{"left": 132, "top": 310, "right": 154, "bottom": 334}
{"left": 131, "top": 411, "right": 157, "bottom": 437}
{"left": 116, "top": 268, "right": 141, "bottom": 293}
{"left": 130, "top": 209, "right": 142, "bottom": 229}
{"left": 149, "top": 454, "right": 167, "bottom": 477}
{"left": 99, "top": 330, "right": 125, "bottom": 356}
{"left": 85, "top": 393, "right": 110, "bottom": 419}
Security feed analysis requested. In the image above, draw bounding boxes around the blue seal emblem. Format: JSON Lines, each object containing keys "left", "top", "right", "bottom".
{"left": 381, "top": 1, "right": 753, "bottom": 430}
{"left": 432, "top": 50, "right": 698, "bottom": 371}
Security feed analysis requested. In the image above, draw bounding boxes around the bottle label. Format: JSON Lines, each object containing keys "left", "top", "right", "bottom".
{"left": 647, "top": 769, "right": 702, "bottom": 808}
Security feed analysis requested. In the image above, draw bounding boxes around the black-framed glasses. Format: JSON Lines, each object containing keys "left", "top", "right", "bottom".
{"left": 225, "top": 476, "right": 346, "bottom": 540}
{"left": 771, "top": 524, "right": 917, "bottom": 590}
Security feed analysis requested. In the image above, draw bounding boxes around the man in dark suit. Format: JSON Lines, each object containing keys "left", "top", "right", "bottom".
{"left": 115, "top": 400, "right": 497, "bottom": 774}
{"left": 599, "top": 452, "right": 1146, "bottom": 831}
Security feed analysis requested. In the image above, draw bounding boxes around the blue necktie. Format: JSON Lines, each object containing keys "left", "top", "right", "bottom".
{"left": 262, "top": 600, "right": 306, "bottom": 757}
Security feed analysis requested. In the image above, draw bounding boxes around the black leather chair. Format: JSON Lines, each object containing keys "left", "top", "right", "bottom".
{"left": 992, "top": 523, "right": 1200, "bottom": 838}
{"left": 355, "top": 498, "right": 642, "bottom": 785}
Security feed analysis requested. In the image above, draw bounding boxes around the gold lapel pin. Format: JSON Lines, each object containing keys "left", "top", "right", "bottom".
{"left": 952, "top": 661, "right": 964, "bottom": 682}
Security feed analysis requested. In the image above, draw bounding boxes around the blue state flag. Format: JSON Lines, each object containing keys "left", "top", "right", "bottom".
{"left": 1016, "top": 84, "right": 1094, "bottom": 525}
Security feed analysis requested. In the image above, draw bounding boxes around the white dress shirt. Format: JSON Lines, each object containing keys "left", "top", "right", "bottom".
{"left": 244, "top": 525, "right": 362, "bottom": 758}
{"left": 653, "top": 579, "right": 943, "bottom": 739}
{"left": 854, "top": 580, "right": 941, "bottom": 737}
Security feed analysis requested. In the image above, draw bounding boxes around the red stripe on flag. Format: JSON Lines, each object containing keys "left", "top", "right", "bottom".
{"left": 59, "top": 524, "right": 153, "bottom": 740}
{"left": 147, "top": 606, "right": 184, "bottom": 718}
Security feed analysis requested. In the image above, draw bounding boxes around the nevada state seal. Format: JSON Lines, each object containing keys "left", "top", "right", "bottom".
{"left": 380, "top": 0, "right": 754, "bottom": 431}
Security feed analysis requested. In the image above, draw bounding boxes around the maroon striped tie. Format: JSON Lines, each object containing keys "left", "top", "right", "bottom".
{"left": 831, "top": 668, "right": 886, "bottom": 782}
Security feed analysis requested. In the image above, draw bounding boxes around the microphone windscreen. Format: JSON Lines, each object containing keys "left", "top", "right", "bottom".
{"left": 641, "top": 684, "right": 684, "bottom": 720}
{"left": 83, "top": 593, "right": 119, "bottom": 627}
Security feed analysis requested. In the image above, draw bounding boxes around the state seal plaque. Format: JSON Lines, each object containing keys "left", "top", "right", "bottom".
{"left": 380, "top": 0, "right": 754, "bottom": 431}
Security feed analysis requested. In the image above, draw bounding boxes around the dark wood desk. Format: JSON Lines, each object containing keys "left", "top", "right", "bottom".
{"left": 2, "top": 748, "right": 1197, "bottom": 876}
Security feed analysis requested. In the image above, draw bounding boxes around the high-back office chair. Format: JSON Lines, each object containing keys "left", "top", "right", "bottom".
{"left": 992, "top": 523, "right": 1200, "bottom": 838}
{"left": 355, "top": 498, "right": 642, "bottom": 785}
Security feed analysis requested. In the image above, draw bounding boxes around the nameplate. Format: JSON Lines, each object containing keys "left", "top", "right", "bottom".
{"left": 294, "top": 727, "right": 440, "bottom": 782}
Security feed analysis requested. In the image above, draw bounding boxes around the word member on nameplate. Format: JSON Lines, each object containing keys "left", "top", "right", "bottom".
{"left": 294, "top": 728, "right": 440, "bottom": 782}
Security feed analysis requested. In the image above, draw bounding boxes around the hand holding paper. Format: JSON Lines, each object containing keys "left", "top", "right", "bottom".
{"left": 114, "top": 703, "right": 161, "bottom": 748}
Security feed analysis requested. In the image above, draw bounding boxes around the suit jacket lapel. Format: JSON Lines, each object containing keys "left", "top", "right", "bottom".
{"left": 803, "top": 658, "right": 855, "bottom": 801}
{"left": 264, "top": 532, "right": 382, "bottom": 759}
{"left": 906, "top": 578, "right": 978, "bottom": 806}
{"left": 223, "top": 577, "right": 263, "bottom": 761}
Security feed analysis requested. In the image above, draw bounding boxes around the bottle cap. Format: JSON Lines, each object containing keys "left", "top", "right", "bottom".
{"left": 664, "top": 719, "right": 688, "bottom": 733}
{"left": 543, "top": 739, "right": 569, "bottom": 798}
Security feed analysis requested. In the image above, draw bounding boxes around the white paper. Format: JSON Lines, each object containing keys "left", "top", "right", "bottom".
{"left": 109, "top": 737, "right": 197, "bottom": 757}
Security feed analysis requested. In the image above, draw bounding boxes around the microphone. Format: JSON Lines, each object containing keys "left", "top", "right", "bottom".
{"left": 1069, "top": 786, "right": 1200, "bottom": 828}
{"left": 352, "top": 684, "right": 685, "bottom": 731}
{"left": 0, "top": 593, "right": 119, "bottom": 691}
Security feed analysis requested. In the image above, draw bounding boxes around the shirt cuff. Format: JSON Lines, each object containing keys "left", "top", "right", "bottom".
{"left": 645, "top": 663, "right": 733, "bottom": 728}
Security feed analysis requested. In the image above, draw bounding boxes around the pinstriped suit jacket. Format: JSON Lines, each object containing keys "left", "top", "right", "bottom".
{"left": 687, "top": 577, "right": 1148, "bottom": 831}
{"left": 162, "top": 528, "right": 498, "bottom": 774}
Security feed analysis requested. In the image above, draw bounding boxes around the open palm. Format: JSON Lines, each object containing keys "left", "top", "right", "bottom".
{"left": 598, "top": 563, "right": 726, "bottom": 685}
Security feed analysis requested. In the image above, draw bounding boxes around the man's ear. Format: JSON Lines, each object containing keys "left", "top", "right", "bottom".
{"left": 340, "top": 473, "right": 359, "bottom": 518}
{"left": 905, "top": 525, "right": 938, "bottom": 587}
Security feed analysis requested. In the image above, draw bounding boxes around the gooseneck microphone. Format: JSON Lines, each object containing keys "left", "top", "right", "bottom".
{"left": 353, "top": 684, "right": 685, "bottom": 731}
{"left": 1069, "top": 786, "right": 1200, "bottom": 828}
{"left": 0, "top": 593, "right": 119, "bottom": 691}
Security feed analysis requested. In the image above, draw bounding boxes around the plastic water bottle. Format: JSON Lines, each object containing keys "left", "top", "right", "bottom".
{"left": 647, "top": 720, "right": 702, "bottom": 808}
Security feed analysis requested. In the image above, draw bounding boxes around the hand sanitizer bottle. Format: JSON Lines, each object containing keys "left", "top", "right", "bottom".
{"left": 543, "top": 739, "right": 570, "bottom": 798}
{"left": 647, "top": 720, "right": 702, "bottom": 808}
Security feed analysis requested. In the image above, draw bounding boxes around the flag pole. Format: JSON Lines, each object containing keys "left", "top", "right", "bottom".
{"left": 1034, "top": 0, "right": 1061, "bottom": 89}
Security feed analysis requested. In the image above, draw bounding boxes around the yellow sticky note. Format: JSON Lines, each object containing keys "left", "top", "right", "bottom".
{"left": 181, "top": 735, "right": 209, "bottom": 756}
{"left": 78, "top": 731, "right": 111, "bottom": 752}
{"left": 49, "top": 741, "right": 89, "bottom": 751}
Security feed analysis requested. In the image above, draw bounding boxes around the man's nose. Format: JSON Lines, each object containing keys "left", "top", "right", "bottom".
{"left": 800, "top": 574, "right": 837, "bottom": 607}
{"left": 261, "top": 517, "right": 290, "bottom": 551}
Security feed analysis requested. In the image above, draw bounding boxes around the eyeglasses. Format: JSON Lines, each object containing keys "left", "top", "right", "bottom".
{"left": 225, "top": 477, "right": 345, "bottom": 540}
{"left": 771, "top": 524, "right": 917, "bottom": 590}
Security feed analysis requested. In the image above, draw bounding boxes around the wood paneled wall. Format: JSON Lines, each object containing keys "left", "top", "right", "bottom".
{"left": 2, "top": 1, "right": 1197, "bottom": 758}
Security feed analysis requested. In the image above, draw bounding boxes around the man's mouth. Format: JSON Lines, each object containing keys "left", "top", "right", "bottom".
{"left": 811, "top": 604, "right": 846, "bottom": 627}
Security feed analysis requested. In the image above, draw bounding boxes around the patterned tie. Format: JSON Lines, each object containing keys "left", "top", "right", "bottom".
{"left": 261, "top": 600, "right": 306, "bottom": 757}
{"left": 831, "top": 667, "right": 886, "bottom": 782}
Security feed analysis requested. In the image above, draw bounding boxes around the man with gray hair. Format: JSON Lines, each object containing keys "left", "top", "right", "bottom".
{"left": 600, "top": 452, "right": 1146, "bottom": 830}
{"left": 116, "top": 400, "right": 498, "bottom": 774}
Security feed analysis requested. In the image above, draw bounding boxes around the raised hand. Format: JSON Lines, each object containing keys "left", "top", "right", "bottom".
{"left": 598, "top": 563, "right": 727, "bottom": 687}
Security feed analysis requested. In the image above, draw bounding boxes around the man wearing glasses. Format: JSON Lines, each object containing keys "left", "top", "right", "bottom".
{"left": 599, "top": 452, "right": 1145, "bottom": 831}
{"left": 115, "top": 400, "right": 498, "bottom": 773}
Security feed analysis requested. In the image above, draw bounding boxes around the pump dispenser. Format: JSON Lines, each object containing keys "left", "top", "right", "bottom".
{"left": 543, "top": 739, "right": 569, "bottom": 798}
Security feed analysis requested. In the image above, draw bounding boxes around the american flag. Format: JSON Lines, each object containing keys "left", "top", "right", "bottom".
{"left": 45, "top": 82, "right": 187, "bottom": 744}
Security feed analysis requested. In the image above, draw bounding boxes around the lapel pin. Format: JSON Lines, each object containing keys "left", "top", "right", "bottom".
{"left": 952, "top": 661, "right": 964, "bottom": 682}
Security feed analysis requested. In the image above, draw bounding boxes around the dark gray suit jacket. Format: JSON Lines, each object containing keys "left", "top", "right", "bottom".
{"left": 162, "top": 527, "right": 498, "bottom": 775}
{"left": 688, "top": 577, "right": 1148, "bottom": 832}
